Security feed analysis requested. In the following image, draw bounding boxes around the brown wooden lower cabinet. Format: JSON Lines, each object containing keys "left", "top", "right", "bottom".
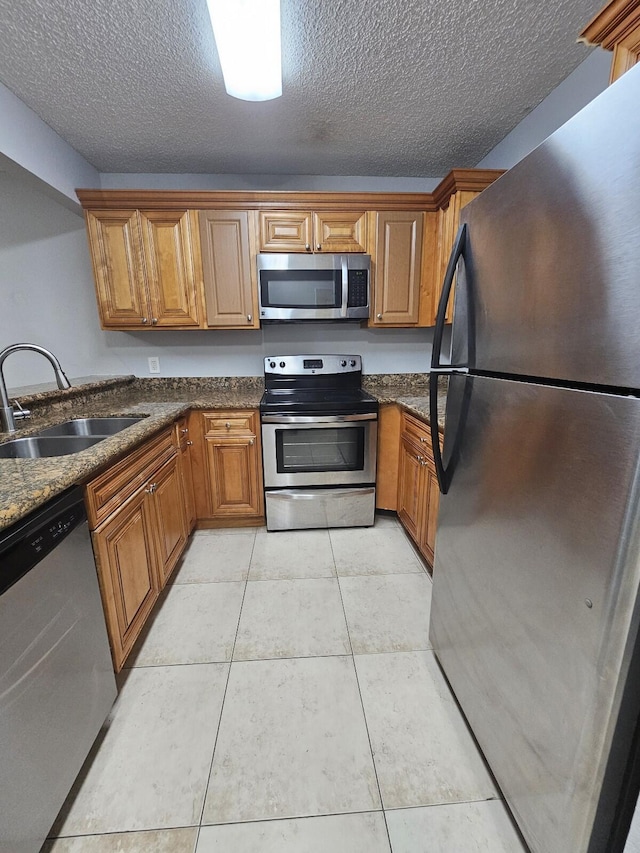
{"left": 87, "top": 425, "right": 188, "bottom": 671}
{"left": 376, "top": 404, "right": 402, "bottom": 511}
{"left": 151, "top": 453, "right": 188, "bottom": 588}
{"left": 192, "top": 409, "right": 264, "bottom": 525}
{"left": 91, "top": 487, "right": 159, "bottom": 671}
{"left": 176, "top": 417, "right": 196, "bottom": 533}
{"left": 397, "top": 411, "right": 442, "bottom": 571}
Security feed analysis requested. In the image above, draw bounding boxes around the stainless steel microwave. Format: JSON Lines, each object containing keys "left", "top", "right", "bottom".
{"left": 257, "top": 253, "right": 370, "bottom": 322}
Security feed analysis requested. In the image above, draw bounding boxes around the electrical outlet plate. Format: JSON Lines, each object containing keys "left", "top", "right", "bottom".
{"left": 148, "top": 356, "right": 160, "bottom": 374}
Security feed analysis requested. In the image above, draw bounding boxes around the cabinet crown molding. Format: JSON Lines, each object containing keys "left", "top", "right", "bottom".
{"left": 579, "top": 0, "right": 640, "bottom": 47}
{"left": 76, "top": 169, "right": 505, "bottom": 214}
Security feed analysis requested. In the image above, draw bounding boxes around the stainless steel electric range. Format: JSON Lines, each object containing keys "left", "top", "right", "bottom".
{"left": 260, "top": 355, "right": 378, "bottom": 531}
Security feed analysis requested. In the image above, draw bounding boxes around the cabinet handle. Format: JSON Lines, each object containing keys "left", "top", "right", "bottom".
{"left": 145, "top": 483, "right": 157, "bottom": 494}
{"left": 249, "top": 438, "right": 254, "bottom": 446}
{"left": 305, "top": 244, "right": 311, "bottom": 251}
{"left": 377, "top": 313, "right": 383, "bottom": 320}
{"left": 141, "top": 317, "right": 148, "bottom": 324}
{"left": 247, "top": 314, "right": 252, "bottom": 322}
{"left": 181, "top": 428, "right": 188, "bottom": 434}
{"left": 186, "top": 440, "right": 193, "bottom": 446}
{"left": 225, "top": 422, "right": 231, "bottom": 429}
{"left": 316, "top": 244, "right": 321, "bottom": 251}
{"left": 419, "top": 436, "right": 427, "bottom": 443}
{"left": 151, "top": 317, "right": 158, "bottom": 325}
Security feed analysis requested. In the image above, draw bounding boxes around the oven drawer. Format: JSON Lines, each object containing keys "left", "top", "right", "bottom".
{"left": 265, "top": 487, "right": 375, "bottom": 531}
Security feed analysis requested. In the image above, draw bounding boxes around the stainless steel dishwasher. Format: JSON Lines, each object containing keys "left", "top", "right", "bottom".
{"left": 0, "top": 486, "right": 117, "bottom": 853}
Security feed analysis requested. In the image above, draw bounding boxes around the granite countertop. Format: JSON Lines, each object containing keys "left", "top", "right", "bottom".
{"left": 365, "top": 375, "right": 447, "bottom": 431}
{"left": 0, "top": 373, "right": 446, "bottom": 533}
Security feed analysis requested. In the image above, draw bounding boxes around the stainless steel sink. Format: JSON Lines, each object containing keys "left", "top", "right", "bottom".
{"left": 0, "top": 436, "right": 107, "bottom": 459}
{"left": 36, "top": 417, "right": 145, "bottom": 437}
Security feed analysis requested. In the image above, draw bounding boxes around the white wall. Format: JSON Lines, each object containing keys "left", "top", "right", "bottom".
{"left": 0, "top": 80, "right": 99, "bottom": 213}
{"left": 476, "top": 49, "right": 611, "bottom": 169}
{"left": 99, "top": 173, "right": 440, "bottom": 192}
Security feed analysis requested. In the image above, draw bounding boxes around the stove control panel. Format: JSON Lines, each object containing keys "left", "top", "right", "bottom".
{"left": 264, "top": 355, "right": 362, "bottom": 376}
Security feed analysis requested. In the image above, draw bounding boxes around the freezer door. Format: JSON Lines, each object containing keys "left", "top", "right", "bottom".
{"left": 431, "top": 374, "right": 640, "bottom": 853}
{"left": 450, "top": 63, "right": 640, "bottom": 389}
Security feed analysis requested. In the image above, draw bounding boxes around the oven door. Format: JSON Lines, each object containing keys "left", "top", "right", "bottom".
{"left": 261, "top": 414, "right": 377, "bottom": 488}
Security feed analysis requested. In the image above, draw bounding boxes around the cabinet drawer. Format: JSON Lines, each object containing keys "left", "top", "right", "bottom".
{"left": 202, "top": 411, "right": 257, "bottom": 435}
{"left": 85, "top": 427, "right": 176, "bottom": 528}
{"left": 175, "top": 416, "right": 190, "bottom": 450}
{"left": 402, "top": 412, "right": 432, "bottom": 450}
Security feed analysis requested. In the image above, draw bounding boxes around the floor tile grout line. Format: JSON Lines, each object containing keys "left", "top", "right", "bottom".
{"left": 194, "top": 530, "right": 257, "bottom": 849}
{"left": 328, "top": 531, "right": 394, "bottom": 853}
{"left": 123, "top": 649, "right": 439, "bottom": 673}
{"left": 382, "top": 794, "right": 504, "bottom": 813}
{"left": 200, "top": 806, "right": 388, "bottom": 830}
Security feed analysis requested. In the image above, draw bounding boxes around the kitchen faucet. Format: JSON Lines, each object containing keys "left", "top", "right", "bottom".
{"left": 0, "top": 343, "right": 71, "bottom": 433}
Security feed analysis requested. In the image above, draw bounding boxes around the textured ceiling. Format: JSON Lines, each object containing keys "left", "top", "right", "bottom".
{"left": 0, "top": 0, "right": 603, "bottom": 177}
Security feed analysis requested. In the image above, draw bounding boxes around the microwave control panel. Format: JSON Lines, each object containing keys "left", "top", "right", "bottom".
{"left": 347, "top": 270, "right": 369, "bottom": 307}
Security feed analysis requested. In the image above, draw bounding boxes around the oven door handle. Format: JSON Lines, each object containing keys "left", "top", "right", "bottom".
{"left": 261, "top": 413, "right": 378, "bottom": 424}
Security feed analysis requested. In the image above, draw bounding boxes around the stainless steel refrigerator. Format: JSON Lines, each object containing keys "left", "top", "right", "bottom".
{"left": 429, "top": 62, "right": 640, "bottom": 853}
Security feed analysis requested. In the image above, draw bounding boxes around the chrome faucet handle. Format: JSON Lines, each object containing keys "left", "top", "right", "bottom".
{"left": 12, "top": 399, "right": 31, "bottom": 420}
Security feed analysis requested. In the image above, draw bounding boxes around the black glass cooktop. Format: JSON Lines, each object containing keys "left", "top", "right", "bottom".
{"left": 260, "top": 387, "right": 378, "bottom": 415}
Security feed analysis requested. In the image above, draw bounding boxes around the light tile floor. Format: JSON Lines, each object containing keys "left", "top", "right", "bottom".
{"left": 44, "top": 515, "right": 528, "bottom": 853}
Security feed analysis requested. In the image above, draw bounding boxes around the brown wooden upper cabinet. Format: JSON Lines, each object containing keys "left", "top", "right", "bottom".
{"left": 371, "top": 211, "right": 425, "bottom": 326}
{"left": 85, "top": 209, "right": 202, "bottom": 329}
{"left": 428, "top": 170, "right": 504, "bottom": 326}
{"left": 198, "top": 210, "right": 260, "bottom": 329}
{"left": 432, "top": 190, "right": 479, "bottom": 325}
{"left": 259, "top": 210, "right": 368, "bottom": 253}
{"left": 580, "top": 0, "right": 640, "bottom": 83}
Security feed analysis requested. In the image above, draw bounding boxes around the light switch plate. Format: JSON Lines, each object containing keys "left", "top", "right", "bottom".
{"left": 148, "top": 356, "right": 160, "bottom": 374}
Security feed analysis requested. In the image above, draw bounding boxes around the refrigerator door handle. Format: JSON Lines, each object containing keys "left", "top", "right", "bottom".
{"left": 429, "top": 376, "right": 448, "bottom": 494}
{"left": 430, "top": 223, "right": 467, "bottom": 495}
{"left": 430, "top": 222, "right": 467, "bottom": 372}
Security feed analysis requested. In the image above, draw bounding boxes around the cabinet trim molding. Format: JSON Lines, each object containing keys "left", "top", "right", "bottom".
{"left": 579, "top": 0, "right": 640, "bottom": 48}
{"left": 76, "top": 170, "right": 504, "bottom": 215}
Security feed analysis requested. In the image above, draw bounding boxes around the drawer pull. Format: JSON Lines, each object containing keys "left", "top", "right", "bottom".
{"left": 249, "top": 438, "right": 254, "bottom": 446}
{"left": 145, "top": 483, "right": 157, "bottom": 494}
{"left": 186, "top": 440, "right": 193, "bottom": 446}
{"left": 225, "top": 422, "right": 231, "bottom": 429}
{"left": 180, "top": 428, "right": 188, "bottom": 434}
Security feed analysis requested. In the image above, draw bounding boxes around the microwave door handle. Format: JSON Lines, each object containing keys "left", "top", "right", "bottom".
{"left": 341, "top": 256, "right": 348, "bottom": 317}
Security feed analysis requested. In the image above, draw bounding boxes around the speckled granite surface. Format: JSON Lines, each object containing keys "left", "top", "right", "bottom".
{"left": 365, "top": 374, "right": 447, "bottom": 430}
{"left": 0, "top": 373, "right": 446, "bottom": 532}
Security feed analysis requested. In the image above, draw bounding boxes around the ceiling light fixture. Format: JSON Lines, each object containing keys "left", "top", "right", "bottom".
{"left": 206, "top": 0, "right": 282, "bottom": 102}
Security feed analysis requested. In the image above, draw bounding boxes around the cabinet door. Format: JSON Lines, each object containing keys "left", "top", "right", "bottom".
{"left": 139, "top": 210, "right": 201, "bottom": 327}
{"left": 205, "top": 436, "right": 263, "bottom": 517}
{"left": 372, "top": 211, "right": 424, "bottom": 325}
{"left": 92, "top": 488, "right": 159, "bottom": 671}
{"left": 85, "top": 209, "right": 149, "bottom": 328}
{"left": 259, "top": 211, "right": 313, "bottom": 252}
{"left": 313, "top": 211, "right": 368, "bottom": 252}
{"left": 397, "top": 434, "right": 425, "bottom": 542}
{"left": 179, "top": 446, "right": 197, "bottom": 533}
{"left": 199, "top": 210, "right": 259, "bottom": 328}
{"left": 151, "top": 454, "right": 188, "bottom": 588}
{"left": 420, "top": 462, "right": 440, "bottom": 569}
{"left": 433, "top": 191, "right": 478, "bottom": 325}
